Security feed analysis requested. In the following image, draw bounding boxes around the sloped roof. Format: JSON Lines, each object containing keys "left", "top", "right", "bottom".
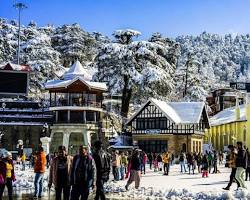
{"left": 210, "top": 104, "right": 246, "bottom": 126}
{"left": 127, "top": 98, "right": 207, "bottom": 125}
{"left": 63, "top": 60, "right": 92, "bottom": 81}
{"left": 0, "top": 62, "right": 32, "bottom": 72}
{"left": 45, "top": 76, "right": 107, "bottom": 91}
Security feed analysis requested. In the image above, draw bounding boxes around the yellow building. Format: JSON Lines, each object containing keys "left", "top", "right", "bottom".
{"left": 205, "top": 100, "right": 250, "bottom": 150}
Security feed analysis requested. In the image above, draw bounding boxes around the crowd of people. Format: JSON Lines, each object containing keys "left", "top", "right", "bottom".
{"left": 0, "top": 141, "right": 248, "bottom": 199}
{"left": 0, "top": 141, "right": 111, "bottom": 200}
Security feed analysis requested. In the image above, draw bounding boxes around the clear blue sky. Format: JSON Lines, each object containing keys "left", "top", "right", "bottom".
{"left": 1, "top": 0, "right": 250, "bottom": 39}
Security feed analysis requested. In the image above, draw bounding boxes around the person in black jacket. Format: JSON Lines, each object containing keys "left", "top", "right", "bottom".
{"left": 70, "top": 145, "right": 96, "bottom": 200}
{"left": 92, "top": 141, "right": 111, "bottom": 200}
{"left": 212, "top": 150, "right": 218, "bottom": 173}
{"left": 235, "top": 142, "right": 248, "bottom": 189}
{"left": 148, "top": 152, "right": 153, "bottom": 170}
{"left": 125, "top": 149, "right": 141, "bottom": 190}
{"left": 245, "top": 148, "right": 250, "bottom": 181}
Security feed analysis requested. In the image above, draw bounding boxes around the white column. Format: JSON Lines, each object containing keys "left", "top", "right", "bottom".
{"left": 67, "top": 110, "right": 70, "bottom": 122}
{"left": 63, "top": 131, "right": 70, "bottom": 152}
{"left": 55, "top": 111, "right": 58, "bottom": 122}
{"left": 83, "top": 129, "right": 91, "bottom": 152}
{"left": 94, "top": 112, "right": 97, "bottom": 122}
{"left": 40, "top": 137, "right": 51, "bottom": 155}
{"left": 83, "top": 111, "right": 86, "bottom": 123}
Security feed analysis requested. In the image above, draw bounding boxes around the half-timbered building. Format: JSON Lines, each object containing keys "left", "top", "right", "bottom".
{"left": 126, "top": 98, "right": 210, "bottom": 154}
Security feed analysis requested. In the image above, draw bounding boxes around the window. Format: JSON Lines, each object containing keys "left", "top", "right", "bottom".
{"left": 86, "top": 111, "right": 96, "bottom": 122}
{"left": 138, "top": 140, "right": 168, "bottom": 153}
{"left": 70, "top": 111, "right": 83, "bottom": 123}
{"left": 58, "top": 111, "right": 68, "bottom": 123}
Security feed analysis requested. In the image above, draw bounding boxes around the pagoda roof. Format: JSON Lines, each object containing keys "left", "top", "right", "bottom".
{"left": 45, "top": 76, "right": 107, "bottom": 91}
{"left": 63, "top": 60, "right": 92, "bottom": 81}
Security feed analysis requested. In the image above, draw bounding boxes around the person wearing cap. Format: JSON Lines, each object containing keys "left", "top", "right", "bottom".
{"left": 0, "top": 152, "right": 15, "bottom": 200}
{"left": 70, "top": 145, "right": 96, "bottom": 200}
{"left": 48, "top": 146, "right": 73, "bottom": 200}
{"left": 33, "top": 146, "right": 47, "bottom": 199}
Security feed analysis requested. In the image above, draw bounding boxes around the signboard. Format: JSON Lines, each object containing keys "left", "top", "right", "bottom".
{"left": 0, "top": 70, "right": 28, "bottom": 95}
{"left": 145, "top": 129, "right": 161, "bottom": 134}
{"left": 230, "top": 82, "right": 250, "bottom": 92}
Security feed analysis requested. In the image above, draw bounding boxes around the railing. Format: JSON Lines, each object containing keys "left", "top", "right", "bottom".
{"left": 50, "top": 100, "right": 102, "bottom": 108}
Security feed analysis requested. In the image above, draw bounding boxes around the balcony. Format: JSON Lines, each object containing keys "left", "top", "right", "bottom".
{"left": 49, "top": 92, "right": 103, "bottom": 109}
{"left": 51, "top": 100, "right": 102, "bottom": 108}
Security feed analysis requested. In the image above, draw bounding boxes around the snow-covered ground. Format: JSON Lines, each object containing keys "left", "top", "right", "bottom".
{"left": 106, "top": 164, "right": 250, "bottom": 200}
{"left": 10, "top": 163, "right": 250, "bottom": 199}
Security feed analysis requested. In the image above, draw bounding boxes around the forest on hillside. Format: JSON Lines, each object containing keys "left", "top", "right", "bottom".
{"left": 1, "top": 18, "right": 250, "bottom": 115}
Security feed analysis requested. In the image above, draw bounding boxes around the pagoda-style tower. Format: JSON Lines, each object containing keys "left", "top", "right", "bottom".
{"left": 45, "top": 61, "right": 107, "bottom": 154}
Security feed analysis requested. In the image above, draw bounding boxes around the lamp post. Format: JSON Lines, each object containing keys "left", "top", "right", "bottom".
{"left": 13, "top": 2, "right": 27, "bottom": 65}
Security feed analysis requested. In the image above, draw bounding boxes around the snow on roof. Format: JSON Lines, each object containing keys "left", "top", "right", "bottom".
{"left": 151, "top": 99, "right": 182, "bottom": 124}
{"left": 63, "top": 60, "right": 92, "bottom": 81}
{"left": 0, "top": 62, "right": 32, "bottom": 72}
{"left": 210, "top": 104, "right": 246, "bottom": 126}
{"left": 127, "top": 98, "right": 206, "bottom": 125}
{"left": 45, "top": 60, "right": 107, "bottom": 91}
{"left": 168, "top": 101, "right": 205, "bottom": 124}
{"left": 45, "top": 76, "right": 107, "bottom": 91}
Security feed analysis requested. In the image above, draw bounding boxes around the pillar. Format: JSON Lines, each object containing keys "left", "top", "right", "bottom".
{"left": 40, "top": 136, "right": 51, "bottom": 155}
{"left": 83, "top": 111, "right": 86, "bottom": 123}
{"left": 67, "top": 110, "right": 70, "bottom": 123}
{"left": 63, "top": 131, "right": 70, "bottom": 151}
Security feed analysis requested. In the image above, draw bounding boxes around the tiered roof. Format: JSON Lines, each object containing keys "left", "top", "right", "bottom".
{"left": 45, "top": 61, "right": 107, "bottom": 91}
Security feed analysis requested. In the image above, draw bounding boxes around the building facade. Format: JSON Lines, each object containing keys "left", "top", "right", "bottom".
{"left": 126, "top": 99, "right": 209, "bottom": 155}
{"left": 206, "top": 88, "right": 244, "bottom": 116}
{"left": 45, "top": 61, "right": 107, "bottom": 154}
{"left": 205, "top": 99, "right": 250, "bottom": 151}
{"left": 0, "top": 63, "right": 53, "bottom": 151}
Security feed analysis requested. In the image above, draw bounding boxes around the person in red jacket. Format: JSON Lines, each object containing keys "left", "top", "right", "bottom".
{"left": 0, "top": 152, "right": 15, "bottom": 200}
{"left": 33, "top": 146, "right": 46, "bottom": 199}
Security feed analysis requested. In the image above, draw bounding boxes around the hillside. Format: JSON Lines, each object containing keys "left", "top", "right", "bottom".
{"left": 1, "top": 18, "right": 250, "bottom": 102}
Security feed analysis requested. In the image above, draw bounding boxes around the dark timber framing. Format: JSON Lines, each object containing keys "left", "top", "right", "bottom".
{"left": 128, "top": 102, "right": 209, "bottom": 135}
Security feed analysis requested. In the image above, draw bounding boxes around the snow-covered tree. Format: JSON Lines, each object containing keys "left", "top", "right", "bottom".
{"left": 0, "top": 18, "right": 19, "bottom": 63}
{"left": 19, "top": 22, "right": 61, "bottom": 97}
{"left": 51, "top": 23, "right": 97, "bottom": 67}
{"left": 94, "top": 29, "right": 178, "bottom": 119}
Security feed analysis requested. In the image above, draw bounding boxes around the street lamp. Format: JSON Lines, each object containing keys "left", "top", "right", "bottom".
{"left": 13, "top": 2, "right": 27, "bottom": 65}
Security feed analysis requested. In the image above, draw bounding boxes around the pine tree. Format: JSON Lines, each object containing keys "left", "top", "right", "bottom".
{"left": 20, "top": 22, "right": 61, "bottom": 97}
{"left": 95, "top": 29, "right": 178, "bottom": 120}
{"left": 51, "top": 23, "right": 97, "bottom": 67}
